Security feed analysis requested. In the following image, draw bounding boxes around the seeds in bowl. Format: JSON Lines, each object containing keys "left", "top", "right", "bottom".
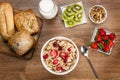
{"left": 42, "top": 39, "right": 77, "bottom": 73}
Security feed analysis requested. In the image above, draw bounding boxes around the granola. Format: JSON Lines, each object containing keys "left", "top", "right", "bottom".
{"left": 42, "top": 39, "right": 77, "bottom": 73}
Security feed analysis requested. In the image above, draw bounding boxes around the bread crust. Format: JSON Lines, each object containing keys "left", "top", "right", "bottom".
{"left": 14, "top": 9, "right": 39, "bottom": 34}
{"left": 0, "top": 2, "right": 15, "bottom": 41}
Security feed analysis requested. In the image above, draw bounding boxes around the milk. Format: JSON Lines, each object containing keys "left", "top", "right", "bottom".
{"left": 39, "top": 0, "right": 58, "bottom": 19}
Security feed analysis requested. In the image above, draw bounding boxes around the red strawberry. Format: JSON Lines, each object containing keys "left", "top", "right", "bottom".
{"left": 50, "top": 50, "right": 58, "bottom": 58}
{"left": 43, "top": 54, "right": 48, "bottom": 59}
{"left": 103, "top": 45, "right": 110, "bottom": 52}
{"left": 109, "top": 40, "right": 114, "bottom": 47}
{"left": 105, "top": 40, "right": 114, "bottom": 47}
{"left": 56, "top": 66, "right": 63, "bottom": 71}
{"left": 67, "top": 47, "right": 71, "bottom": 52}
{"left": 64, "top": 55, "right": 69, "bottom": 63}
{"left": 102, "top": 35, "right": 109, "bottom": 41}
{"left": 91, "top": 42, "right": 98, "bottom": 49}
{"left": 95, "top": 35, "right": 102, "bottom": 42}
{"left": 109, "top": 33, "right": 116, "bottom": 40}
{"left": 59, "top": 52, "right": 69, "bottom": 60}
{"left": 53, "top": 59, "right": 58, "bottom": 65}
{"left": 98, "top": 28, "right": 106, "bottom": 36}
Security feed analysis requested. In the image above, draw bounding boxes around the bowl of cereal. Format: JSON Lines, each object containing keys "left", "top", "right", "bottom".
{"left": 89, "top": 5, "right": 107, "bottom": 24}
{"left": 41, "top": 36, "right": 79, "bottom": 75}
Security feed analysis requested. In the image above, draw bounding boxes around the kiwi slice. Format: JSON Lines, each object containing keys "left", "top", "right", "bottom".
{"left": 71, "top": 4, "right": 83, "bottom": 13}
{"left": 73, "top": 13, "right": 83, "bottom": 23}
{"left": 65, "top": 20, "right": 75, "bottom": 27}
{"left": 62, "top": 11, "right": 74, "bottom": 20}
{"left": 76, "top": 13, "right": 83, "bottom": 19}
{"left": 65, "top": 6, "right": 72, "bottom": 13}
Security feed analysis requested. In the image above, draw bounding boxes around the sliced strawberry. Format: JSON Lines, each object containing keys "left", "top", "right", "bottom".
{"left": 98, "top": 28, "right": 106, "bottom": 36}
{"left": 103, "top": 45, "right": 110, "bottom": 52}
{"left": 53, "top": 59, "right": 58, "bottom": 65}
{"left": 95, "top": 35, "right": 102, "bottom": 42}
{"left": 91, "top": 42, "right": 98, "bottom": 49}
{"left": 67, "top": 47, "right": 71, "bottom": 52}
{"left": 102, "top": 35, "right": 109, "bottom": 41}
{"left": 56, "top": 66, "right": 63, "bottom": 71}
{"left": 50, "top": 50, "right": 58, "bottom": 58}
{"left": 43, "top": 54, "right": 48, "bottom": 59}
{"left": 59, "top": 52, "right": 68, "bottom": 60}
{"left": 109, "top": 33, "right": 116, "bottom": 40}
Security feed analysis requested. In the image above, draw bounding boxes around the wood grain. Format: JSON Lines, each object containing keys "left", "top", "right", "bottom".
{"left": 0, "top": 0, "right": 120, "bottom": 80}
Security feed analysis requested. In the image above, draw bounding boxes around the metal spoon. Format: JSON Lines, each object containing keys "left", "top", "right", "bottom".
{"left": 81, "top": 46, "right": 99, "bottom": 78}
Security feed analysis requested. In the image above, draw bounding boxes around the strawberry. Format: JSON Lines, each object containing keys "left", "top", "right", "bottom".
{"left": 105, "top": 40, "right": 114, "bottom": 47}
{"left": 98, "top": 28, "right": 106, "bottom": 36}
{"left": 56, "top": 66, "right": 63, "bottom": 71}
{"left": 102, "top": 35, "right": 109, "bottom": 41}
{"left": 59, "top": 52, "right": 69, "bottom": 61}
{"left": 109, "top": 33, "right": 116, "bottom": 40}
{"left": 43, "top": 54, "right": 48, "bottom": 59}
{"left": 63, "top": 55, "right": 69, "bottom": 63}
{"left": 50, "top": 50, "right": 58, "bottom": 58}
{"left": 95, "top": 35, "right": 102, "bottom": 42}
{"left": 90, "top": 42, "right": 98, "bottom": 49}
{"left": 103, "top": 45, "right": 110, "bottom": 52}
{"left": 108, "top": 40, "right": 114, "bottom": 47}
{"left": 53, "top": 59, "right": 58, "bottom": 65}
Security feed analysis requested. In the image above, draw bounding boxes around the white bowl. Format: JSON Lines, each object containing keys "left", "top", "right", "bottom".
{"left": 40, "top": 36, "right": 79, "bottom": 75}
{"left": 89, "top": 5, "right": 107, "bottom": 24}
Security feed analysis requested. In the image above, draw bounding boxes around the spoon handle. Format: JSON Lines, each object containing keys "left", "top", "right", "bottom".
{"left": 87, "top": 57, "right": 99, "bottom": 78}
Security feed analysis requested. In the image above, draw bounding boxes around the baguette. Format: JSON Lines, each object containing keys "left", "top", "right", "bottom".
{"left": 0, "top": 2, "right": 15, "bottom": 41}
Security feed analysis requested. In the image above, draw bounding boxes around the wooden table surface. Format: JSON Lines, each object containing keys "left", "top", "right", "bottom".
{"left": 0, "top": 0, "right": 120, "bottom": 80}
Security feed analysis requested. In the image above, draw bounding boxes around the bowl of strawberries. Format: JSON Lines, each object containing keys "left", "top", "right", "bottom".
{"left": 90, "top": 28, "right": 116, "bottom": 55}
{"left": 41, "top": 36, "right": 79, "bottom": 75}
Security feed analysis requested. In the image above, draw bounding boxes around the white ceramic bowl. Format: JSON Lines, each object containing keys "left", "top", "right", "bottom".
{"left": 89, "top": 5, "right": 107, "bottom": 24}
{"left": 40, "top": 36, "right": 79, "bottom": 75}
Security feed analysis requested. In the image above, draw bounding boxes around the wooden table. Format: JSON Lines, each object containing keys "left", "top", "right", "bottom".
{"left": 0, "top": 0, "right": 120, "bottom": 80}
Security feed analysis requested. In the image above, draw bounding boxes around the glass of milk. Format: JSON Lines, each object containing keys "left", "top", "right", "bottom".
{"left": 39, "top": 0, "right": 58, "bottom": 19}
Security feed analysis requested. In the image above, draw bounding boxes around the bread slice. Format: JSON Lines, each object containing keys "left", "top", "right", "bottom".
{"left": 0, "top": 2, "right": 15, "bottom": 41}
{"left": 14, "top": 9, "right": 39, "bottom": 34}
{"left": 8, "top": 30, "right": 35, "bottom": 56}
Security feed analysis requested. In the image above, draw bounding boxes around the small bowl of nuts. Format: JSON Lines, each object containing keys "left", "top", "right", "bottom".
{"left": 89, "top": 5, "right": 107, "bottom": 24}
{"left": 40, "top": 36, "right": 79, "bottom": 75}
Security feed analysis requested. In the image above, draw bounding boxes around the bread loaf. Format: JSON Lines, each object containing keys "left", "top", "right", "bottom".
{"left": 8, "top": 30, "right": 35, "bottom": 56}
{"left": 0, "top": 2, "right": 15, "bottom": 41}
{"left": 14, "top": 9, "right": 39, "bottom": 34}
